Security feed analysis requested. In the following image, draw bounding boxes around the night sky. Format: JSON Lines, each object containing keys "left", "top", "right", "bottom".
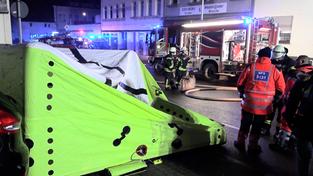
{"left": 9, "top": 0, "right": 100, "bottom": 22}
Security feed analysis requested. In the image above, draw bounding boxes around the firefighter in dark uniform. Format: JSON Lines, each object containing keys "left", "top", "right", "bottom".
{"left": 269, "top": 55, "right": 313, "bottom": 151}
{"left": 163, "top": 47, "right": 177, "bottom": 90}
{"left": 284, "top": 68, "right": 313, "bottom": 176}
{"left": 176, "top": 47, "right": 190, "bottom": 87}
{"left": 261, "top": 45, "right": 296, "bottom": 136}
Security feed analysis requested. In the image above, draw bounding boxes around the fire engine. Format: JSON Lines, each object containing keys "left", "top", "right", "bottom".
{"left": 147, "top": 17, "right": 278, "bottom": 80}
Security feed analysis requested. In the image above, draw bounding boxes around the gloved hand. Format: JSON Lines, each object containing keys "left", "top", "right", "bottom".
{"left": 238, "top": 92, "right": 245, "bottom": 98}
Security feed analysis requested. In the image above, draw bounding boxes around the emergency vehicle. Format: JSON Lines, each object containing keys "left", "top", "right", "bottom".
{"left": 147, "top": 17, "right": 278, "bottom": 80}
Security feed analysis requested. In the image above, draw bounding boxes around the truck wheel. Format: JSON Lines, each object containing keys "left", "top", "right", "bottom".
{"left": 203, "top": 63, "right": 219, "bottom": 80}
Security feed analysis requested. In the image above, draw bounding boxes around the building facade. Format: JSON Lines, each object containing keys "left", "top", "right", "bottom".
{"left": 164, "top": 0, "right": 253, "bottom": 22}
{"left": 0, "top": 0, "right": 12, "bottom": 44}
{"left": 54, "top": 5, "right": 100, "bottom": 32}
{"left": 101, "top": 0, "right": 164, "bottom": 55}
{"left": 253, "top": 0, "right": 313, "bottom": 57}
{"left": 11, "top": 21, "right": 57, "bottom": 43}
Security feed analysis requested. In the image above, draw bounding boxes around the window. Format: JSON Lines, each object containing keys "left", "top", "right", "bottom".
{"left": 148, "top": 0, "right": 152, "bottom": 16}
{"left": 116, "top": 4, "right": 119, "bottom": 18}
{"left": 110, "top": 6, "right": 113, "bottom": 19}
{"left": 169, "top": 0, "right": 178, "bottom": 5}
{"left": 104, "top": 6, "right": 107, "bottom": 19}
{"left": 122, "top": 3, "right": 125, "bottom": 18}
{"left": 279, "top": 32, "right": 291, "bottom": 44}
{"left": 273, "top": 16, "right": 293, "bottom": 45}
{"left": 132, "top": 1, "right": 137, "bottom": 17}
{"left": 140, "top": 1, "right": 144, "bottom": 17}
{"left": 157, "top": 0, "right": 162, "bottom": 16}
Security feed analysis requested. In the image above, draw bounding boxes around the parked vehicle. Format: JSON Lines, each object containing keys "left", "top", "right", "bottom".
{"left": 147, "top": 18, "right": 278, "bottom": 80}
{"left": 0, "top": 92, "right": 28, "bottom": 176}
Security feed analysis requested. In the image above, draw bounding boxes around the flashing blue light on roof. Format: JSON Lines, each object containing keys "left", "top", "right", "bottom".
{"left": 243, "top": 17, "right": 252, "bottom": 25}
{"left": 89, "top": 35, "right": 95, "bottom": 39}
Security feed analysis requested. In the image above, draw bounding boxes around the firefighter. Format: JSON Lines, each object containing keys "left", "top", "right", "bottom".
{"left": 163, "top": 47, "right": 177, "bottom": 90}
{"left": 284, "top": 69, "right": 313, "bottom": 176}
{"left": 269, "top": 55, "right": 313, "bottom": 151}
{"left": 176, "top": 47, "right": 190, "bottom": 87}
{"left": 261, "top": 45, "right": 297, "bottom": 136}
{"left": 234, "top": 47, "right": 285, "bottom": 155}
{"left": 271, "top": 45, "right": 297, "bottom": 78}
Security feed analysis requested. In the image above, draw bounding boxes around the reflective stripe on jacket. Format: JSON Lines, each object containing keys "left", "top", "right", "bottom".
{"left": 237, "top": 57, "right": 286, "bottom": 115}
{"left": 164, "top": 57, "right": 175, "bottom": 73}
{"left": 177, "top": 56, "right": 190, "bottom": 72}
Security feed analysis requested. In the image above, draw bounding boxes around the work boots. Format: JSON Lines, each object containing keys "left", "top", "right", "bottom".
{"left": 234, "top": 140, "right": 246, "bottom": 152}
{"left": 234, "top": 131, "right": 247, "bottom": 152}
{"left": 248, "top": 133, "right": 262, "bottom": 155}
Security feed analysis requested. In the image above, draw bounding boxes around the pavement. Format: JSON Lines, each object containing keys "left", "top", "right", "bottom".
{"left": 135, "top": 63, "right": 313, "bottom": 176}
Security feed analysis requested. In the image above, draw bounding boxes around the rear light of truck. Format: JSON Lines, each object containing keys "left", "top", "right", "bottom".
{"left": 0, "top": 108, "right": 20, "bottom": 134}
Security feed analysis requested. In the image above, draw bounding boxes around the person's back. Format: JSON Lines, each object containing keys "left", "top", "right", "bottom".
{"left": 235, "top": 47, "right": 285, "bottom": 155}
{"left": 238, "top": 54, "right": 285, "bottom": 115}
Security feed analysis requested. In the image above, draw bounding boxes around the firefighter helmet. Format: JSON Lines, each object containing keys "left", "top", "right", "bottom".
{"left": 180, "top": 47, "right": 188, "bottom": 55}
{"left": 271, "top": 45, "right": 286, "bottom": 60}
{"left": 296, "top": 55, "right": 313, "bottom": 68}
{"left": 169, "top": 47, "right": 177, "bottom": 55}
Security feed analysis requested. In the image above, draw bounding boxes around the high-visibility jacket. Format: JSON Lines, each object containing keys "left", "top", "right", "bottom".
{"left": 163, "top": 55, "right": 176, "bottom": 73}
{"left": 177, "top": 55, "right": 190, "bottom": 72}
{"left": 237, "top": 57, "right": 285, "bottom": 115}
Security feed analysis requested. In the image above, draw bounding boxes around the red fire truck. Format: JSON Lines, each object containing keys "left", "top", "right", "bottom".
{"left": 147, "top": 17, "right": 279, "bottom": 80}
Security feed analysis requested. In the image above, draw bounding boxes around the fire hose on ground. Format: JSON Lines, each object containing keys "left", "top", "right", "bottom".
{"left": 156, "top": 81, "right": 241, "bottom": 102}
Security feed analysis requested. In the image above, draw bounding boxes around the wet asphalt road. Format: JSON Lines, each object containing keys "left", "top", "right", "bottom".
{"left": 136, "top": 63, "right": 313, "bottom": 176}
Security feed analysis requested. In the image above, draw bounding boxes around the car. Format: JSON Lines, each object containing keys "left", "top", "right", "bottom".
{"left": 0, "top": 92, "right": 29, "bottom": 176}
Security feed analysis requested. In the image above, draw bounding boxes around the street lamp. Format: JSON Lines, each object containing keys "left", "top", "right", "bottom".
{"left": 82, "top": 12, "right": 86, "bottom": 16}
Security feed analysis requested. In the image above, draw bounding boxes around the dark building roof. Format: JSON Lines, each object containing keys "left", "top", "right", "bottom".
{"left": 10, "top": 0, "right": 100, "bottom": 22}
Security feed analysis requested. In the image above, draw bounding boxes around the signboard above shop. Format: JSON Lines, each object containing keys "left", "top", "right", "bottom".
{"left": 179, "top": 3, "right": 227, "bottom": 16}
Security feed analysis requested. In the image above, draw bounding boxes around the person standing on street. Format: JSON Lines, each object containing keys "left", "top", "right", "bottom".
{"left": 284, "top": 66, "right": 313, "bottom": 176}
{"left": 261, "top": 45, "right": 296, "bottom": 136}
{"left": 269, "top": 55, "right": 313, "bottom": 151}
{"left": 234, "top": 47, "right": 285, "bottom": 155}
{"left": 176, "top": 47, "right": 190, "bottom": 87}
{"left": 163, "top": 47, "right": 177, "bottom": 90}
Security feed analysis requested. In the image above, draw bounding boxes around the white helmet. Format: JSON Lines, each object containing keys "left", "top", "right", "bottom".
{"left": 169, "top": 47, "right": 177, "bottom": 55}
{"left": 180, "top": 47, "right": 188, "bottom": 55}
{"left": 271, "top": 45, "right": 286, "bottom": 60}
